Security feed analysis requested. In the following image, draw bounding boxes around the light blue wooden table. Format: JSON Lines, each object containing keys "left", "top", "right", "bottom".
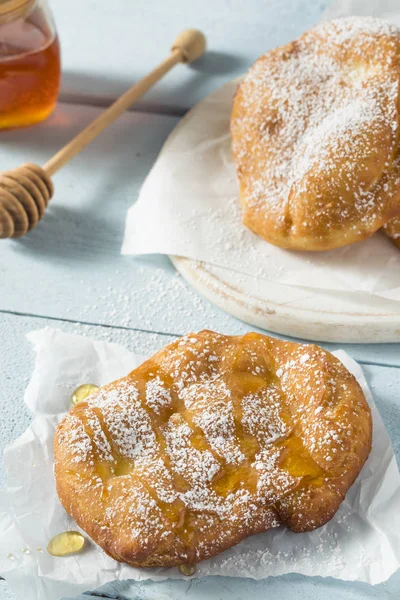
{"left": 1, "top": 1, "right": 399, "bottom": 599}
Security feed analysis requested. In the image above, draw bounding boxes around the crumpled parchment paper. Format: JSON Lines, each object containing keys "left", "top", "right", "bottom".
{"left": 1, "top": 328, "right": 400, "bottom": 600}
{"left": 122, "top": 58, "right": 400, "bottom": 300}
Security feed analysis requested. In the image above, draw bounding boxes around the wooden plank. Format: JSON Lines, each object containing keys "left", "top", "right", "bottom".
{"left": 53, "top": 0, "right": 329, "bottom": 112}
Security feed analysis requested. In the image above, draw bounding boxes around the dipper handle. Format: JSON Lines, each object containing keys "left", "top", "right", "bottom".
{"left": 0, "top": 29, "right": 206, "bottom": 238}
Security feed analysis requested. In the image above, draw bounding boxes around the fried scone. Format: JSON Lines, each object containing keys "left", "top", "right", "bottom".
{"left": 231, "top": 17, "right": 400, "bottom": 251}
{"left": 54, "top": 331, "right": 372, "bottom": 568}
{"left": 383, "top": 216, "right": 400, "bottom": 248}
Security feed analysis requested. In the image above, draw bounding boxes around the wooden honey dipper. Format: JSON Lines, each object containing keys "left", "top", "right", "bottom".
{"left": 0, "top": 29, "right": 206, "bottom": 239}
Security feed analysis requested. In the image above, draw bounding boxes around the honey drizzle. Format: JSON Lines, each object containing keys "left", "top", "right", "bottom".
{"left": 70, "top": 352, "right": 329, "bottom": 563}
{"left": 278, "top": 434, "right": 325, "bottom": 484}
{"left": 74, "top": 386, "right": 193, "bottom": 556}
{"left": 136, "top": 371, "right": 197, "bottom": 560}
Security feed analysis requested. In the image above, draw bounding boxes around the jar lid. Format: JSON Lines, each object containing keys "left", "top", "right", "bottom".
{"left": 0, "top": 0, "right": 34, "bottom": 21}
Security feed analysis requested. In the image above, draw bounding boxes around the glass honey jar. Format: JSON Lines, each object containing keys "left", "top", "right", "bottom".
{"left": 0, "top": 0, "right": 61, "bottom": 129}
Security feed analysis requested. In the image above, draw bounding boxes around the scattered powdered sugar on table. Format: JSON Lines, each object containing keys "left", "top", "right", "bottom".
{"left": 72, "top": 266, "right": 250, "bottom": 338}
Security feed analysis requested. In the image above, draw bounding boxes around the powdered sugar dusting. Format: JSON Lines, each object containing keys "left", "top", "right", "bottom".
{"left": 55, "top": 330, "right": 371, "bottom": 566}
{"left": 242, "top": 386, "right": 288, "bottom": 445}
{"left": 145, "top": 376, "right": 172, "bottom": 413}
{"left": 180, "top": 380, "right": 246, "bottom": 464}
{"left": 86, "top": 412, "right": 115, "bottom": 463}
{"left": 164, "top": 415, "right": 222, "bottom": 486}
{"left": 57, "top": 414, "right": 92, "bottom": 464}
{"left": 88, "top": 381, "right": 157, "bottom": 460}
{"left": 232, "top": 16, "right": 400, "bottom": 247}
{"left": 254, "top": 446, "right": 297, "bottom": 502}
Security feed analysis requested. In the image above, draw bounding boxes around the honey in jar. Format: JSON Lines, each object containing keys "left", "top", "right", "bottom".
{"left": 0, "top": 0, "right": 61, "bottom": 129}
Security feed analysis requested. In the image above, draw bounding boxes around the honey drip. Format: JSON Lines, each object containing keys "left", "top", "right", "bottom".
{"left": 179, "top": 564, "right": 196, "bottom": 576}
{"left": 71, "top": 383, "right": 99, "bottom": 406}
{"left": 278, "top": 435, "right": 325, "bottom": 482}
{"left": 47, "top": 531, "right": 85, "bottom": 557}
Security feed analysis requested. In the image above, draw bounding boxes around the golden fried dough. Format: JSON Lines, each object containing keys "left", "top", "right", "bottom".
{"left": 383, "top": 216, "right": 400, "bottom": 248}
{"left": 54, "top": 331, "right": 372, "bottom": 568}
{"left": 231, "top": 17, "right": 400, "bottom": 251}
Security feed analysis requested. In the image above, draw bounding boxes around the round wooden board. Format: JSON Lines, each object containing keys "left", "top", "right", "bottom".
{"left": 171, "top": 256, "right": 400, "bottom": 343}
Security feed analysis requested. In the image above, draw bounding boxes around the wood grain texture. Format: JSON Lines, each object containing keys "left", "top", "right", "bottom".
{"left": 44, "top": 46, "right": 189, "bottom": 176}
{"left": 53, "top": 0, "right": 330, "bottom": 113}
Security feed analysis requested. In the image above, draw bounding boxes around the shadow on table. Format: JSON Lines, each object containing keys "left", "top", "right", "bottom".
{"left": 59, "top": 50, "right": 247, "bottom": 116}
{"left": 10, "top": 206, "right": 176, "bottom": 274}
{"left": 189, "top": 50, "right": 247, "bottom": 75}
{"left": 11, "top": 204, "right": 119, "bottom": 263}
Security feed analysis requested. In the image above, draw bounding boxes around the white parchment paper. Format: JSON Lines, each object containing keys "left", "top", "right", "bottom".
{"left": 1, "top": 328, "right": 400, "bottom": 600}
{"left": 322, "top": 0, "right": 400, "bottom": 24}
{"left": 122, "top": 38, "right": 400, "bottom": 299}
